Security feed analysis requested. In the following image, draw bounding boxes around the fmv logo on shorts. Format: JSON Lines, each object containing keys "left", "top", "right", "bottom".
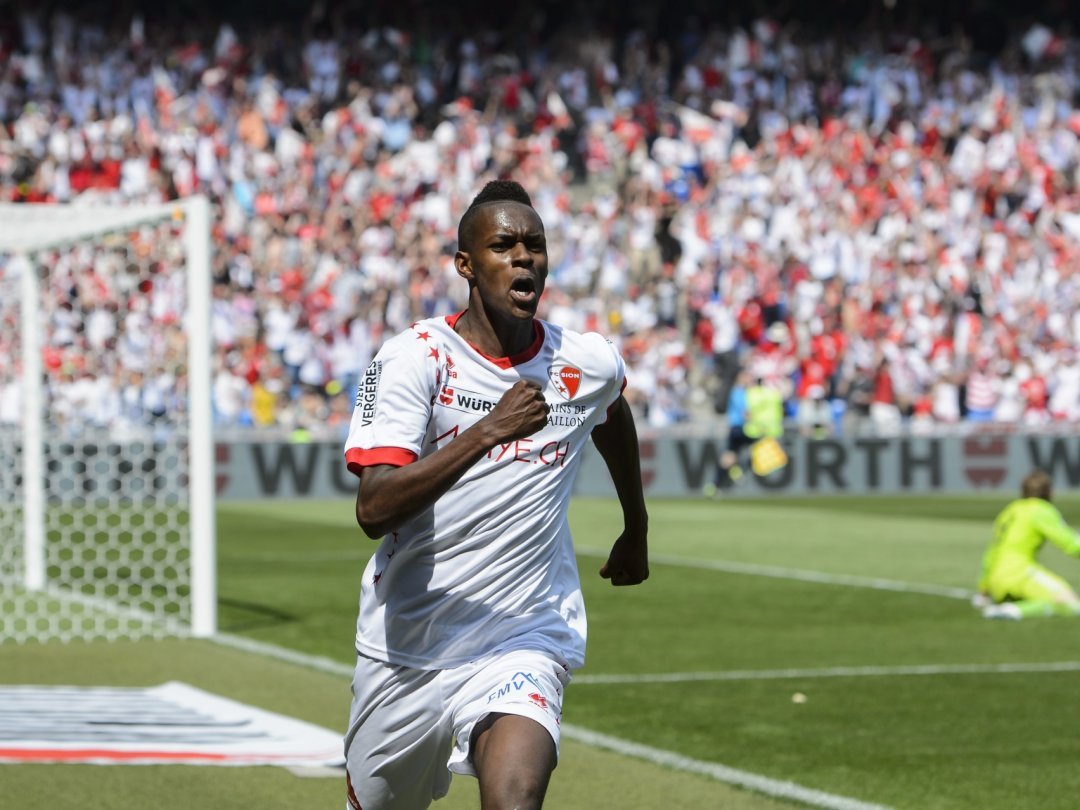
{"left": 549, "top": 366, "right": 582, "bottom": 400}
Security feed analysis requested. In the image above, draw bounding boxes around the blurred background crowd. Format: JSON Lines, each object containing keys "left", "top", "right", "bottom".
{"left": 3, "top": 0, "right": 1080, "bottom": 439}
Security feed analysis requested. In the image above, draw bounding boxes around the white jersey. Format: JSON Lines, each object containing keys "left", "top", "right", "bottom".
{"left": 344, "top": 313, "right": 626, "bottom": 670}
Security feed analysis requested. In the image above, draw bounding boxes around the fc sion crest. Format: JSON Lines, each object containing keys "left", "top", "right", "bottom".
{"left": 549, "top": 365, "right": 582, "bottom": 400}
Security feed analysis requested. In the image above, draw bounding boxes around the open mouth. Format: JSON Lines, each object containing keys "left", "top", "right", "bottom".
{"left": 509, "top": 276, "right": 538, "bottom": 305}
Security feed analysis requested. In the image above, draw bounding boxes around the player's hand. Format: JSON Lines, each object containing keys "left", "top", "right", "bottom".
{"left": 599, "top": 531, "right": 649, "bottom": 586}
{"left": 482, "top": 380, "right": 550, "bottom": 443}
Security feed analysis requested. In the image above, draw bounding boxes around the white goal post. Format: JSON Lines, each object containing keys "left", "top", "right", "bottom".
{"left": 0, "top": 196, "right": 216, "bottom": 641}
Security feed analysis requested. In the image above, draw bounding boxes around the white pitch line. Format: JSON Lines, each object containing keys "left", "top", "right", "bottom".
{"left": 562, "top": 724, "right": 893, "bottom": 810}
{"left": 210, "top": 633, "right": 355, "bottom": 678}
{"left": 222, "top": 550, "right": 368, "bottom": 563}
{"left": 210, "top": 634, "right": 1080, "bottom": 688}
{"left": 204, "top": 545, "right": 1045, "bottom": 808}
{"left": 576, "top": 546, "right": 973, "bottom": 600}
{"left": 573, "top": 661, "right": 1080, "bottom": 685}
{"left": 228, "top": 548, "right": 971, "bottom": 602}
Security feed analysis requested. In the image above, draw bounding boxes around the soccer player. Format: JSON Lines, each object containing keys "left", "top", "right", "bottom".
{"left": 705, "top": 368, "right": 751, "bottom": 495}
{"left": 342, "top": 180, "right": 649, "bottom": 810}
{"left": 975, "top": 469, "right": 1080, "bottom": 620}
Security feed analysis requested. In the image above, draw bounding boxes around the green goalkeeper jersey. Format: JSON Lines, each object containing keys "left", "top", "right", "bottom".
{"left": 982, "top": 498, "right": 1080, "bottom": 581}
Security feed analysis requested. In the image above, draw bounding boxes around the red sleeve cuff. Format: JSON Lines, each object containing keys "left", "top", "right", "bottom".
{"left": 345, "top": 447, "right": 418, "bottom": 477}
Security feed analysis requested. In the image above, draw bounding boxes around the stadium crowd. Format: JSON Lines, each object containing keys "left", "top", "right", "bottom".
{"left": 3, "top": 4, "right": 1080, "bottom": 438}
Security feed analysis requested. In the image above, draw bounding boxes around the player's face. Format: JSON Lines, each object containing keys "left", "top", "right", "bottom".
{"left": 457, "top": 202, "right": 548, "bottom": 321}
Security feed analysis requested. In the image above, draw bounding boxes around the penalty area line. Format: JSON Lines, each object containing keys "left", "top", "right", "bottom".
{"left": 209, "top": 635, "right": 892, "bottom": 808}
{"left": 210, "top": 633, "right": 355, "bottom": 679}
{"left": 575, "top": 546, "right": 972, "bottom": 601}
{"left": 573, "top": 660, "right": 1080, "bottom": 685}
{"left": 562, "top": 723, "right": 893, "bottom": 810}
{"left": 210, "top": 639, "right": 894, "bottom": 807}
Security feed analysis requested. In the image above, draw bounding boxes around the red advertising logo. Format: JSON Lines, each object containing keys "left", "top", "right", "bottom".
{"left": 640, "top": 439, "right": 655, "bottom": 490}
{"left": 963, "top": 436, "right": 1007, "bottom": 487}
{"left": 215, "top": 443, "right": 230, "bottom": 496}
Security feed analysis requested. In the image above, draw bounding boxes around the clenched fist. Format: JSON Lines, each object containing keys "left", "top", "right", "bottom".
{"left": 480, "top": 380, "right": 550, "bottom": 444}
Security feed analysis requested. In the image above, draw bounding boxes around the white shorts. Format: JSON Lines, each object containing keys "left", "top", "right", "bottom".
{"left": 344, "top": 648, "right": 571, "bottom": 810}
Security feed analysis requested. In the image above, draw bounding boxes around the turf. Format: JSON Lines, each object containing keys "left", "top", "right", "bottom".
{"left": 4, "top": 493, "right": 1080, "bottom": 809}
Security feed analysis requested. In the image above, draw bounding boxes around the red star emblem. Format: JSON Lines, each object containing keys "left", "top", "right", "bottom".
{"left": 429, "top": 348, "right": 440, "bottom": 361}
{"left": 416, "top": 331, "right": 431, "bottom": 341}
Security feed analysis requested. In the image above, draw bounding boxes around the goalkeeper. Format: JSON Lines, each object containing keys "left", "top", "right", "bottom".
{"left": 976, "top": 469, "right": 1080, "bottom": 620}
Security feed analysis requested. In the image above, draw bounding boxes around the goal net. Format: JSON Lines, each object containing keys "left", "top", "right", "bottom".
{"left": 0, "top": 198, "right": 215, "bottom": 643}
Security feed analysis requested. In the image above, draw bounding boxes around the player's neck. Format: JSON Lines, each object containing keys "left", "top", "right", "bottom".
{"left": 454, "top": 307, "right": 535, "bottom": 359}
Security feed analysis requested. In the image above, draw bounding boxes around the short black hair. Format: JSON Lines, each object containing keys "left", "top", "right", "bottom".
{"left": 457, "top": 180, "right": 534, "bottom": 251}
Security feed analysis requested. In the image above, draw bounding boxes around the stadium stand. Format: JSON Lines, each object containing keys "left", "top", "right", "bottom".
{"left": 3, "top": 2, "right": 1080, "bottom": 436}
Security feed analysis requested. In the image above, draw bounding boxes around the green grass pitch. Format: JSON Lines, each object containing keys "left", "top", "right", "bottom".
{"left": 4, "top": 493, "right": 1080, "bottom": 809}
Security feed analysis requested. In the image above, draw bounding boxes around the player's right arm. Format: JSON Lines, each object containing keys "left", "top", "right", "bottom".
{"left": 353, "top": 379, "right": 549, "bottom": 539}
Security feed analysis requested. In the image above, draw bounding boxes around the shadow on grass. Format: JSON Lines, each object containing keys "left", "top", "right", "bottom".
{"left": 218, "top": 597, "right": 297, "bottom": 632}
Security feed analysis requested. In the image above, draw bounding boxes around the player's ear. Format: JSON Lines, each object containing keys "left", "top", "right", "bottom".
{"left": 454, "top": 250, "right": 474, "bottom": 283}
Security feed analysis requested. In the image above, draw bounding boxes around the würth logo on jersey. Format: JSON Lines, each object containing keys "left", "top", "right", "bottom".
{"left": 550, "top": 366, "right": 582, "bottom": 400}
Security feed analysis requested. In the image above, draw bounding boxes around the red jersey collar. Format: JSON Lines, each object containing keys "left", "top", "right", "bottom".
{"left": 445, "top": 311, "right": 545, "bottom": 369}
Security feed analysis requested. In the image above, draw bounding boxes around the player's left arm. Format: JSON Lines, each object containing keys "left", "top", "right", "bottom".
{"left": 1037, "top": 506, "right": 1080, "bottom": 557}
{"left": 590, "top": 394, "right": 649, "bottom": 586}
